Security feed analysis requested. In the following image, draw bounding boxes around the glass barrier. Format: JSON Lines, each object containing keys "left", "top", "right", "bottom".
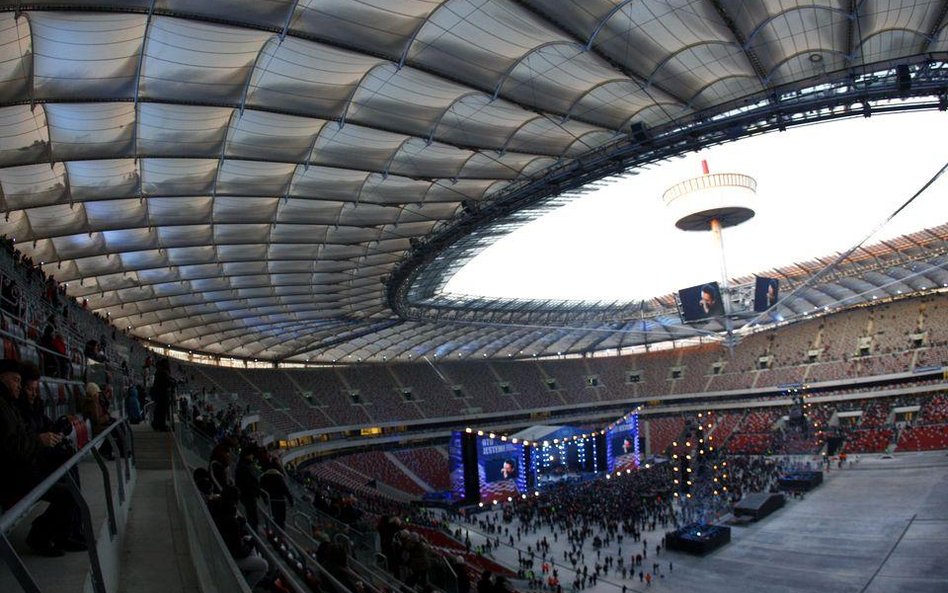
{"left": 0, "top": 419, "right": 134, "bottom": 593}
{"left": 169, "top": 428, "right": 253, "bottom": 593}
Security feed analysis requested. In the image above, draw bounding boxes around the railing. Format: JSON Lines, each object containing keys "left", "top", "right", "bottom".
{"left": 0, "top": 418, "right": 134, "bottom": 593}
{"left": 172, "top": 421, "right": 335, "bottom": 593}
{"left": 169, "top": 425, "right": 254, "bottom": 593}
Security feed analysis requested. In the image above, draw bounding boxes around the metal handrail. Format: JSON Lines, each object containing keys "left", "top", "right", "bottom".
{"left": 168, "top": 426, "right": 253, "bottom": 593}
{"left": 174, "top": 420, "right": 352, "bottom": 593}
{"left": 0, "top": 418, "right": 134, "bottom": 593}
{"left": 256, "top": 507, "right": 354, "bottom": 593}
{"left": 0, "top": 419, "right": 130, "bottom": 531}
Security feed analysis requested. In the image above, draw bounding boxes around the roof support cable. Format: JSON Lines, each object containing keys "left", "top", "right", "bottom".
{"left": 238, "top": 35, "right": 279, "bottom": 117}
{"left": 278, "top": 0, "right": 301, "bottom": 42}
{"left": 132, "top": 0, "right": 157, "bottom": 159}
{"left": 921, "top": 0, "right": 948, "bottom": 53}
{"left": 397, "top": 0, "right": 452, "bottom": 70}
{"left": 746, "top": 159, "right": 948, "bottom": 330}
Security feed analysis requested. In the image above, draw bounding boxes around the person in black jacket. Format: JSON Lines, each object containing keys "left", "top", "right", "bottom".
{"left": 259, "top": 459, "right": 293, "bottom": 529}
{"left": 0, "top": 360, "right": 83, "bottom": 557}
{"left": 234, "top": 446, "right": 260, "bottom": 530}
{"left": 208, "top": 485, "right": 268, "bottom": 587}
{"left": 150, "top": 358, "right": 174, "bottom": 431}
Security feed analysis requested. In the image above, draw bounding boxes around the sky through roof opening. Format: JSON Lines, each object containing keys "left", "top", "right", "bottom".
{"left": 444, "top": 111, "right": 948, "bottom": 302}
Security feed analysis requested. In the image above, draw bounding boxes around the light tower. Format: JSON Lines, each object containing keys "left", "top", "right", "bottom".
{"left": 662, "top": 161, "right": 757, "bottom": 315}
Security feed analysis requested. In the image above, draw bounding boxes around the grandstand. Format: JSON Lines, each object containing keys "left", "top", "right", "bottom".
{"left": 2, "top": 3, "right": 948, "bottom": 593}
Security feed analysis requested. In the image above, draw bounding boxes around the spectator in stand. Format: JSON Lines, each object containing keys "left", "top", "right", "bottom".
{"left": 210, "top": 439, "right": 236, "bottom": 492}
{"left": 81, "top": 383, "right": 109, "bottom": 434}
{"left": 0, "top": 360, "right": 84, "bottom": 556}
{"left": 17, "top": 362, "right": 53, "bottom": 436}
{"left": 39, "top": 323, "right": 60, "bottom": 378}
{"left": 43, "top": 276, "right": 59, "bottom": 307}
{"left": 126, "top": 383, "right": 142, "bottom": 424}
{"left": 208, "top": 485, "right": 269, "bottom": 588}
{"left": 1, "top": 275, "right": 21, "bottom": 317}
{"left": 235, "top": 446, "right": 261, "bottom": 531}
{"left": 51, "top": 330, "right": 69, "bottom": 379}
{"left": 260, "top": 459, "right": 293, "bottom": 530}
{"left": 150, "top": 358, "right": 174, "bottom": 432}
{"left": 81, "top": 382, "right": 122, "bottom": 460}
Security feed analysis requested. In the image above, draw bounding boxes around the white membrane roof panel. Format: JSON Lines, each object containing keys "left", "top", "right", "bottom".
{"left": 0, "top": 1, "right": 942, "bottom": 361}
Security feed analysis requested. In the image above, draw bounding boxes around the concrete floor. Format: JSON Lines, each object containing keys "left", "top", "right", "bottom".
{"left": 450, "top": 451, "right": 948, "bottom": 593}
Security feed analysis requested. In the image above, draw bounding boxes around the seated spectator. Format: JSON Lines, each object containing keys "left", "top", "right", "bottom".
{"left": 84, "top": 340, "right": 105, "bottom": 363}
{"left": 81, "top": 382, "right": 122, "bottom": 459}
{"left": 1, "top": 275, "right": 21, "bottom": 317}
{"left": 208, "top": 485, "right": 269, "bottom": 588}
{"left": 0, "top": 360, "right": 84, "bottom": 556}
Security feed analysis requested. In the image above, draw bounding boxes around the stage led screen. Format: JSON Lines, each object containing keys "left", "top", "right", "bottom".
{"left": 679, "top": 281, "right": 725, "bottom": 322}
{"left": 606, "top": 413, "right": 640, "bottom": 473}
{"left": 753, "top": 277, "right": 779, "bottom": 312}
{"left": 477, "top": 436, "right": 525, "bottom": 503}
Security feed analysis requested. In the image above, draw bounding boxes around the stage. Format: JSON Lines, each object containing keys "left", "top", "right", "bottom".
{"left": 778, "top": 470, "right": 823, "bottom": 492}
{"left": 665, "top": 523, "right": 731, "bottom": 555}
{"left": 733, "top": 492, "right": 785, "bottom": 521}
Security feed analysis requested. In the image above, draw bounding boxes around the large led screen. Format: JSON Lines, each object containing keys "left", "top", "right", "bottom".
{"left": 679, "top": 282, "right": 725, "bottom": 321}
{"left": 606, "top": 414, "right": 640, "bottom": 473}
{"left": 477, "top": 436, "right": 525, "bottom": 503}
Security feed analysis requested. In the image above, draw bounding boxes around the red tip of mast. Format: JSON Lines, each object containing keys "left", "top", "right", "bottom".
{"left": 701, "top": 160, "right": 710, "bottom": 175}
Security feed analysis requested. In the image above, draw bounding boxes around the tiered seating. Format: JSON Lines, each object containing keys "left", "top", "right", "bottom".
{"left": 191, "top": 366, "right": 308, "bottom": 434}
{"left": 806, "top": 359, "right": 858, "bottom": 383}
{"left": 772, "top": 320, "right": 818, "bottom": 366}
{"left": 331, "top": 451, "right": 426, "bottom": 496}
{"left": 708, "top": 412, "right": 742, "bottom": 444}
{"left": 387, "top": 363, "right": 461, "bottom": 419}
{"left": 919, "top": 393, "right": 948, "bottom": 424}
{"left": 708, "top": 369, "right": 756, "bottom": 391}
{"left": 775, "top": 430, "right": 822, "bottom": 455}
{"left": 727, "top": 433, "right": 773, "bottom": 454}
{"left": 391, "top": 448, "right": 450, "bottom": 491}
{"left": 914, "top": 344, "right": 948, "bottom": 369}
{"left": 873, "top": 299, "right": 923, "bottom": 353}
{"left": 675, "top": 345, "right": 722, "bottom": 394}
{"left": 843, "top": 428, "right": 893, "bottom": 453}
{"left": 742, "top": 409, "right": 781, "bottom": 433}
{"left": 636, "top": 349, "right": 679, "bottom": 396}
{"left": 897, "top": 424, "right": 948, "bottom": 451}
{"left": 820, "top": 307, "right": 871, "bottom": 360}
{"left": 295, "top": 369, "right": 373, "bottom": 427}
{"left": 438, "top": 361, "right": 513, "bottom": 413}
{"left": 306, "top": 461, "right": 409, "bottom": 505}
{"left": 405, "top": 525, "right": 516, "bottom": 582}
{"left": 923, "top": 297, "right": 948, "bottom": 344}
{"left": 538, "top": 358, "right": 592, "bottom": 405}
{"left": 726, "top": 409, "right": 781, "bottom": 454}
{"left": 166, "top": 294, "right": 946, "bottom": 438}
{"left": 859, "top": 400, "right": 891, "bottom": 428}
{"left": 337, "top": 365, "right": 423, "bottom": 423}
{"left": 492, "top": 360, "right": 560, "bottom": 409}
{"left": 646, "top": 415, "right": 685, "bottom": 455}
{"left": 583, "top": 355, "right": 631, "bottom": 395}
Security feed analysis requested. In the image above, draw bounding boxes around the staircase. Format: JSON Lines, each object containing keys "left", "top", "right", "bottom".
{"left": 133, "top": 426, "right": 173, "bottom": 470}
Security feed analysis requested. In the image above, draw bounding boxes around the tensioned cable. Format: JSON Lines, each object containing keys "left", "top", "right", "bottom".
{"left": 745, "top": 159, "right": 948, "bottom": 329}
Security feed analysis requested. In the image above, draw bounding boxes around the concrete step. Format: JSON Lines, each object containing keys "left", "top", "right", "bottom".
{"left": 133, "top": 426, "right": 173, "bottom": 470}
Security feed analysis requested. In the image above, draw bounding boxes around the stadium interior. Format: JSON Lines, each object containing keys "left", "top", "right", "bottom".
{"left": 1, "top": 2, "right": 947, "bottom": 593}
